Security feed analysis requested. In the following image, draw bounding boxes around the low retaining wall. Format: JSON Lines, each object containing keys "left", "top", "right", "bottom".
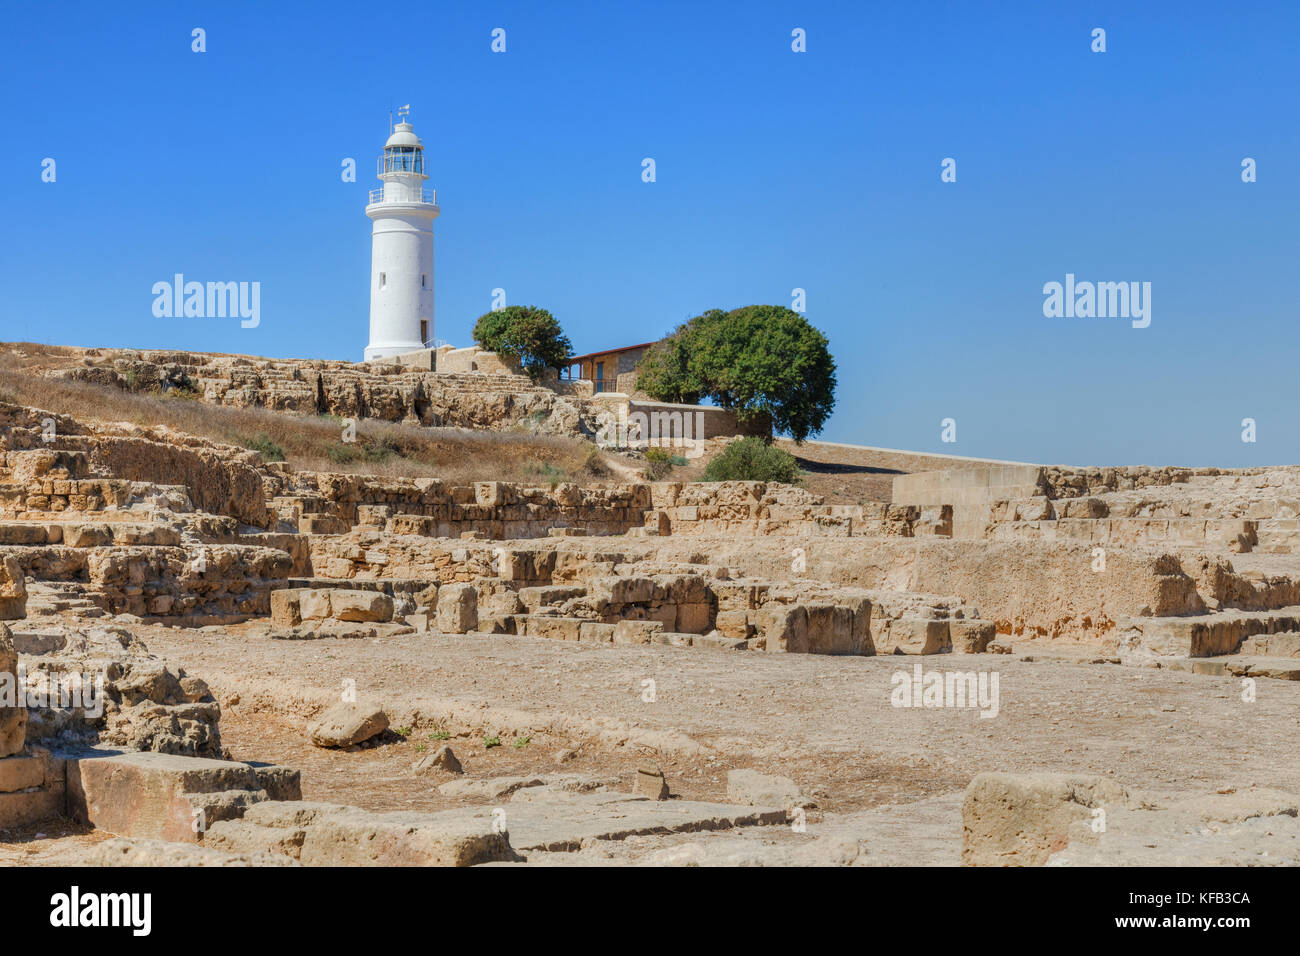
{"left": 892, "top": 465, "right": 1044, "bottom": 539}
{"left": 2, "top": 544, "right": 293, "bottom": 619}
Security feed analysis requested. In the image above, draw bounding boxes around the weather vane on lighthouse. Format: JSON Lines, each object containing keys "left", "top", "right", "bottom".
{"left": 363, "top": 107, "right": 440, "bottom": 362}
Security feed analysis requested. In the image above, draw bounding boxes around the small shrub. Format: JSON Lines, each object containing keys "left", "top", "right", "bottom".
{"left": 581, "top": 444, "right": 609, "bottom": 477}
{"left": 363, "top": 434, "right": 402, "bottom": 462}
{"left": 158, "top": 386, "right": 201, "bottom": 402}
{"left": 393, "top": 725, "right": 412, "bottom": 738}
{"left": 243, "top": 432, "right": 286, "bottom": 462}
{"left": 156, "top": 372, "right": 200, "bottom": 401}
{"left": 701, "top": 436, "right": 801, "bottom": 484}
{"left": 429, "top": 730, "right": 451, "bottom": 741}
{"left": 513, "top": 735, "right": 531, "bottom": 750}
{"left": 326, "top": 444, "right": 359, "bottom": 464}
{"left": 643, "top": 446, "right": 674, "bottom": 481}
{"left": 525, "top": 460, "right": 565, "bottom": 488}
{"left": 483, "top": 735, "right": 502, "bottom": 749}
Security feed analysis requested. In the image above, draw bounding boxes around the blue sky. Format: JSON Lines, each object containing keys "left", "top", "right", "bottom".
{"left": 2, "top": 0, "right": 1298, "bottom": 466}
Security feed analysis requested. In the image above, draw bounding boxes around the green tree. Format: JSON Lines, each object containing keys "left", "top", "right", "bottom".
{"left": 472, "top": 305, "right": 573, "bottom": 381}
{"left": 637, "top": 305, "right": 836, "bottom": 442}
{"left": 633, "top": 310, "right": 723, "bottom": 405}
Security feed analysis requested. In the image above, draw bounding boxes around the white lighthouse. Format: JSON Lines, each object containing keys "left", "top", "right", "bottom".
{"left": 363, "top": 110, "right": 440, "bottom": 361}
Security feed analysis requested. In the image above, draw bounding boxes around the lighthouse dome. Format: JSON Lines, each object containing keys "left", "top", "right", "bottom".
{"left": 385, "top": 122, "right": 423, "bottom": 148}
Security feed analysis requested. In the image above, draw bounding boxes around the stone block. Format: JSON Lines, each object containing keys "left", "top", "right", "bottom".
{"left": 413, "top": 746, "right": 463, "bottom": 776}
{"left": 578, "top": 622, "right": 615, "bottom": 643}
{"left": 90, "top": 836, "right": 299, "bottom": 867}
{"left": 714, "top": 610, "right": 754, "bottom": 640}
{"left": 250, "top": 764, "right": 302, "bottom": 802}
{"left": 0, "top": 754, "right": 45, "bottom": 793}
{"left": 474, "top": 482, "right": 505, "bottom": 507}
{"left": 307, "top": 703, "right": 389, "bottom": 748}
{"left": 1015, "top": 497, "right": 1054, "bottom": 522}
{"left": 518, "top": 586, "right": 586, "bottom": 610}
{"left": 950, "top": 619, "right": 997, "bottom": 654}
{"left": 227, "top": 801, "right": 518, "bottom": 867}
{"left": 609, "top": 577, "right": 655, "bottom": 604}
{"left": 0, "top": 624, "right": 24, "bottom": 757}
{"left": 299, "top": 514, "right": 350, "bottom": 535}
{"left": 726, "top": 769, "right": 806, "bottom": 809}
{"left": 269, "top": 588, "right": 303, "bottom": 627}
{"left": 0, "top": 556, "right": 26, "bottom": 621}
{"left": 1240, "top": 632, "right": 1300, "bottom": 657}
{"left": 328, "top": 589, "right": 393, "bottom": 623}
{"left": 66, "top": 751, "right": 274, "bottom": 843}
{"left": 436, "top": 583, "right": 478, "bottom": 634}
{"left": 0, "top": 787, "right": 65, "bottom": 829}
{"left": 62, "top": 524, "right": 112, "bottom": 547}
{"left": 613, "top": 620, "right": 664, "bottom": 645}
{"left": 298, "top": 589, "right": 333, "bottom": 621}
{"left": 691, "top": 632, "right": 748, "bottom": 651}
{"left": 675, "top": 602, "right": 713, "bottom": 634}
{"left": 525, "top": 617, "right": 583, "bottom": 641}
{"left": 634, "top": 767, "right": 669, "bottom": 801}
{"left": 882, "top": 617, "right": 951, "bottom": 655}
{"left": 644, "top": 510, "right": 670, "bottom": 535}
{"left": 962, "top": 772, "right": 1130, "bottom": 866}
{"left": 804, "top": 603, "right": 855, "bottom": 655}
{"left": 759, "top": 604, "right": 807, "bottom": 653}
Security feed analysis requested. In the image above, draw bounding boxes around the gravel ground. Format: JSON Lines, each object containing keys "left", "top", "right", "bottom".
{"left": 137, "top": 624, "right": 1300, "bottom": 812}
{"left": 10, "top": 618, "right": 1296, "bottom": 865}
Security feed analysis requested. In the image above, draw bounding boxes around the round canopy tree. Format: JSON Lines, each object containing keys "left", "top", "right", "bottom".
{"left": 637, "top": 305, "right": 836, "bottom": 442}
{"left": 472, "top": 305, "right": 572, "bottom": 381}
{"left": 632, "top": 309, "right": 724, "bottom": 406}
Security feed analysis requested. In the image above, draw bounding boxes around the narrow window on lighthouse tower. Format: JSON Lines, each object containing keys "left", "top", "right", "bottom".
{"left": 421, "top": 274, "right": 427, "bottom": 288}
{"left": 379, "top": 272, "right": 386, "bottom": 289}
{"left": 420, "top": 320, "right": 428, "bottom": 344}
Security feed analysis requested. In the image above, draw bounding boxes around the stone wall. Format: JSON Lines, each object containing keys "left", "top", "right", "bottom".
{"left": 278, "top": 475, "right": 653, "bottom": 539}
{"left": 433, "top": 345, "right": 520, "bottom": 376}
{"left": 0, "top": 405, "right": 268, "bottom": 527}
{"left": 987, "top": 508, "right": 1257, "bottom": 553}
{"left": 646, "top": 482, "right": 951, "bottom": 538}
{"left": 892, "top": 464, "right": 1045, "bottom": 539}
{"left": 49, "top": 350, "right": 593, "bottom": 438}
{"left": 898, "top": 462, "right": 1300, "bottom": 554}
{"left": 2, "top": 544, "right": 292, "bottom": 620}
{"left": 620, "top": 535, "right": 1222, "bottom": 644}
{"left": 590, "top": 396, "right": 768, "bottom": 448}
{"left": 893, "top": 463, "right": 1272, "bottom": 542}
{"left": 1038, "top": 465, "right": 1251, "bottom": 499}
{"left": 285, "top": 477, "right": 955, "bottom": 549}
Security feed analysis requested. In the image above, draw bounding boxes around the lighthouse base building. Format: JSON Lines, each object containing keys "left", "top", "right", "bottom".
{"left": 364, "top": 116, "right": 440, "bottom": 362}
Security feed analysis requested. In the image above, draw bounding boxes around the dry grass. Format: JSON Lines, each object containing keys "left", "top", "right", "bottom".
{"left": 0, "top": 357, "right": 619, "bottom": 486}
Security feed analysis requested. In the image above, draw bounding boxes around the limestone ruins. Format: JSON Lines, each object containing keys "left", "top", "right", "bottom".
{"left": 1, "top": 343, "right": 1297, "bottom": 868}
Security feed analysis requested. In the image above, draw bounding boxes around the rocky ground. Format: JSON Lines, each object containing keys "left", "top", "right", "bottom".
{"left": 8, "top": 603, "right": 1299, "bottom": 865}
